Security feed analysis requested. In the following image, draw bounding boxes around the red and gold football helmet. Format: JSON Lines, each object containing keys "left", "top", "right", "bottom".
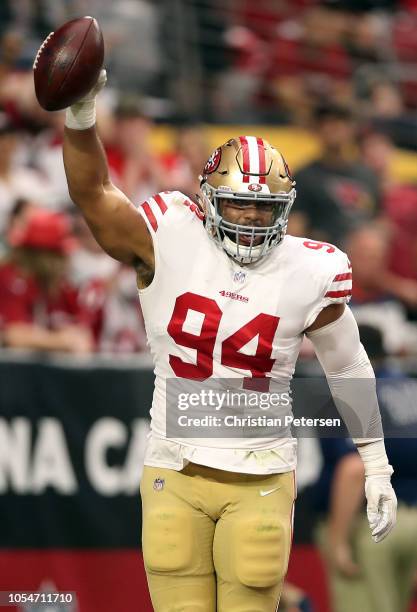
{"left": 200, "top": 136, "right": 296, "bottom": 264}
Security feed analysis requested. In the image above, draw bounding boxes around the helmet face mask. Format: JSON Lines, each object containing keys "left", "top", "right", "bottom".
{"left": 199, "top": 136, "right": 296, "bottom": 265}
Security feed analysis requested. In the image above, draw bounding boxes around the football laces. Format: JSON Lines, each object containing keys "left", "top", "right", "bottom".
{"left": 33, "top": 32, "right": 54, "bottom": 70}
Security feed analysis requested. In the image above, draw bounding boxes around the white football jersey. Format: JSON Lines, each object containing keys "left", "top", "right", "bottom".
{"left": 138, "top": 191, "right": 352, "bottom": 474}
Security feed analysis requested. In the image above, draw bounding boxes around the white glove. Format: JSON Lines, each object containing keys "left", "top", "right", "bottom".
{"left": 365, "top": 474, "right": 397, "bottom": 543}
{"left": 356, "top": 439, "right": 397, "bottom": 543}
{"left": 65, "top": 68, "right": 107, "bottom": 130}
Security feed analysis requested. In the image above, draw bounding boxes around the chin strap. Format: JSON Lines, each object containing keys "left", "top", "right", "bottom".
{"left": 222, "top": 234, "right": 264, "bottom": 264}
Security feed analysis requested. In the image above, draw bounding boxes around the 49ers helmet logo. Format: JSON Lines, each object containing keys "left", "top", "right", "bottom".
{"left": 203, "top": 148, "right": 222, "bottom": 174}
{"left": 248, "top": 183, "right": 262, "bottom": 192}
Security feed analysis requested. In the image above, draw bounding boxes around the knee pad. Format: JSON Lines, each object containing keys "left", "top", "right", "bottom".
{"left": 143, "top": 506, "right": 193, "bottom": 573}
{"left": 233, "top": 515, "right": 291, "bottom": 588}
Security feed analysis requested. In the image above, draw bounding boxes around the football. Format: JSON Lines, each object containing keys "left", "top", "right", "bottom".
{"left": 33, "top": 16, "right": 104, "bottom": 111}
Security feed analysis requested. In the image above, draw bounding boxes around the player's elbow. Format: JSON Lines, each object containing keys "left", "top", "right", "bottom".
{"left": 67, "top": 182, "right": 105, "bottom": 209}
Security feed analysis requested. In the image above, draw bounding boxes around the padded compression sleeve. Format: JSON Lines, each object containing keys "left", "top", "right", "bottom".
{"left": 306, "top": 307, "right": 383, "bottom": 442}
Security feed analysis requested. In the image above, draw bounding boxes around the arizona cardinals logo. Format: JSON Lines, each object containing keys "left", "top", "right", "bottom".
{"left": 203, "top": 148, "right": 222, "bottom": 174}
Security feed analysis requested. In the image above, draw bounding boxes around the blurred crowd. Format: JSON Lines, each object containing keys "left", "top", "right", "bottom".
{"left": 291, "top": 101, "right": 417, "bottom": 361}
{"left": 1, "top": 1, "right": 417, "bottom": 129}
{"left": 0, "top": 99, "right": 210, "bottom": 355}
{"left": 0, "top": 0, "right": 415, "bottom": 358}
{"left": 222, "top": 0, "right": 417, "bottom": 138}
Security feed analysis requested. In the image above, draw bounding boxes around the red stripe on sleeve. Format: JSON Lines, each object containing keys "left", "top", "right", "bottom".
{"left": 141, "top": 202, "right": 158, "bottom": 232}
{"left": 325, "top": 289, "right": 352, "bottom": 298}
{"left": 333, "top": 272, "right": 352, "bottom": 282}
{"left": 239, "top": 136, "right": 250, "bottom": 173}
{"left": 153, "top": 193, "right": 168, "bottom": 214}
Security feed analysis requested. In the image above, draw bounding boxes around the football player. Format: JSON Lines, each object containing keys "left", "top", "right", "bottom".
{"left": 60, "top": 70, "right": 397, "bottom": 612}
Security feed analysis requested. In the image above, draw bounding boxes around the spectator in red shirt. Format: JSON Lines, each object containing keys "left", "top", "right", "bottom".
{"left": 66, "top": 210, "right": 147, "bottom": 354}
{"left": 347, "top": 223, "right": 417, "bottom": 308}
{"left": 105, "top": 95, "right": 163, "bottom": 204}
{"left": 269, "top": 6, "right": 352, "bottom": 123}
{"left": 0, "top": 208, "right": 94, "bottom": 353}
{"left": 345, "top": 224, "right": 417, "bottom": 355}
{"left": 360, "top": 130, "right": 417, "bottom": 284}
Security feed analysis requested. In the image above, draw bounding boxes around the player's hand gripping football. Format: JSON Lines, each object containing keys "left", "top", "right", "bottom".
{"left": 65, "top": 68, "right": 107, "bottom": 130}
{"left": 72, "top": 68, "right": 107, "bottom": 107}
{"left": 365, "top": 474, "right": 397, "bottom": 543}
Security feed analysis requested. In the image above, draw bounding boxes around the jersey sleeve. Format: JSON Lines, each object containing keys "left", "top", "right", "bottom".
{"left": 137, "top": 190, "right": 204, "bottom": 236}
{"left": 303, "top": 246, "right": 352, "bottom": 329}
{"left": 322, "top": 252, "right": 352, "bottom": 306}
{"left": 136, "top": 190, "right": 205, "bottom": 294}
{"left": 138, "top": 192, "right": 170, "bottom": 234}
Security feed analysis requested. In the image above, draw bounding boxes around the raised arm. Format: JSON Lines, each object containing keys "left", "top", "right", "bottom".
{"left": 62, "top": 71, "right": 153, "bottom": 267}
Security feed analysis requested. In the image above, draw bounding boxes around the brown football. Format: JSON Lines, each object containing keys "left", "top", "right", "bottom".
{"left": 33, "top": 16, "right": 104, "bottom": 111}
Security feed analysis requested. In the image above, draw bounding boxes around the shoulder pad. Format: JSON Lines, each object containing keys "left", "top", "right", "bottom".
{"left": 139, "top": 191, "right": 204, "bottom": 232}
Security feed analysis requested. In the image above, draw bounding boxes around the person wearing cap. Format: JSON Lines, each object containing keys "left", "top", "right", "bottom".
{"left": 0, "top": 208, "right": 94, "bottom": 353}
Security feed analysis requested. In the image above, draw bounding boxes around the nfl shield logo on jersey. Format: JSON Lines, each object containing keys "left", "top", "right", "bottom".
{"left": 153, "top": 478, "right": 165, "bottom": 491}
{"left": 233, "top": 271, "right": 246, "bottom": 284}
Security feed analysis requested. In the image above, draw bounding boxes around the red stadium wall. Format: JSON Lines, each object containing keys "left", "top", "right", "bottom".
{"left": 2, "top": 548, "right": 415, "bottom": 612}
{"left": 0, "top": 548, "right": 331, "bottom": 612}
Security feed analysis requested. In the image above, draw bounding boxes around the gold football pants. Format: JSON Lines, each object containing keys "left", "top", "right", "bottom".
{"left": 140, "top": 463, "right": 296, "bottom": 612}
